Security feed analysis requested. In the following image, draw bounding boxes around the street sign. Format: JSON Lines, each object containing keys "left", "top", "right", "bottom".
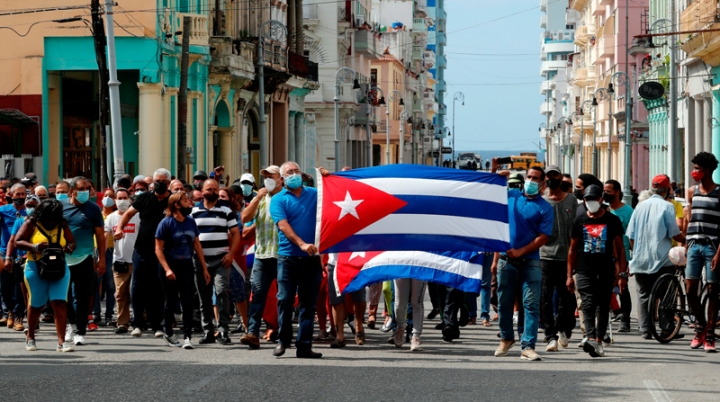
{"left": 441, "top": 147, "right": 453, "bottom": 154}
{"left": 428, "top": 151, "right": 440, "bottom": 157}
{"left": 638, "top": 81, "right": 664, "bottom": 100}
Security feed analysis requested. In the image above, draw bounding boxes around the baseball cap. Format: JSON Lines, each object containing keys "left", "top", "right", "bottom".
{"left": 193, "top": 170, "right": 208, "bottom": 180}
{"left": 545, "top": 165, "right": 561, "bottom": 176}
{"left": 240, "top": 173, "right": 255, "bottom": 184}
{"left": 652, "top": 174, "right": 670, "bottom": 188}
{"left": 261, "top": 165, "right": 281, "bottom": 176}
{"left": 507, "top": 173, "right": 524, "bottom": 185}
{"left": 583, "top": 184, "right": 603, "bottom": 199}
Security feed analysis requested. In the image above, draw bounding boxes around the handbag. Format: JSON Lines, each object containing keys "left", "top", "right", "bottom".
{"left": 34, "top": 225, "right": 66, "bottom": 281}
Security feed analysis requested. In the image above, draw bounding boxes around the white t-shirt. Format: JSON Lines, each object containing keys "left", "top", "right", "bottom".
{"left": 104, "top": 211, "right": 141, "bottom": 263}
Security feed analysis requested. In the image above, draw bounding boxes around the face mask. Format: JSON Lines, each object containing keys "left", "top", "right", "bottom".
{"left": 560, "top": 182, "right": 572, "bottom": 193}
{"left": 285, "top": 174, "right": 303, "bottom": 190}
{"left": 546, "top": 178, "right": 561, "bottom": 190}
{"left": 264, "top": 178, "right": 277, "bottom": 192}
{"left": 12, "top": 198, "right": 24, "bottom": 206}
{"left": 25, "top": 207, "right": 34, "bottom": 216}
{"left": 102, "top": 197, "right": 115, "bottom": 208}
{"left": 76, "top": 190, "right": 90, "bottom": 204}
{"left": 241, "top": 183, "right": 253, "bottom": 197}
{"left": 56, "top": 193, "right": 69, "bottom": 201}
{"left": 574, "top": 189, "right": 584, "bottom": 200}
{"left": 116, "top": 199, "right": 131, "bottom": 212}
{"left": 193, "top": 180, "right": 204, "bottom": 190}
{"left": 524, "top": 180, "right": 539, "bottom": 196}
{"left": 179, "top": 206, "right": 193, "bottom": 216}
{"left": 586, "top": 200, "right": 601, "bottom": 214}
{"left": 602, "top": 192, "right": 615, "bottom": 203}
{"left": 135, "top": 190, "right": 145, "bottom": 196}
{"left": 203, "top": 193, "right": 219, "bottom": 202}
{"left": 692, "top": 170, "right": 705, "bottom": 182}
{"left": 154, "top": 181, "right": 168, "bottom": 195}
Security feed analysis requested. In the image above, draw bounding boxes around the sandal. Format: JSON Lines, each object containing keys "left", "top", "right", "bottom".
{"left": 355, "top": 332, "right": 365, "bottom": 345}
{"left": 481, "top": 319, "right": 492, "bottom": 327}
{"left": 330, "top": 338, "right": 346, "bottom": 348}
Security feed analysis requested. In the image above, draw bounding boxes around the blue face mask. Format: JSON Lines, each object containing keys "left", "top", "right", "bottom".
{"left": 285, "top": 174, "right": 303, "bottom": 190}
{"left": 56, "top": 193, "right": 68, "bottom": 201}
{"left": 76, "top": 190, "right": 90, "bottom": 204}
{"left": 241, "top": 183, "right": 253, "bottom": 197}
{"left": 25, "top": 208, "right": 34, "bottom": 216}
{"left": 524, "top": 180, "right": 539, "bottom": 196}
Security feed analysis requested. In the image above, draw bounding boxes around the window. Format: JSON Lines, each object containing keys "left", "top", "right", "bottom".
{"left": 370, "top": 69, "right": 377, "bottom": 86}
{"left": 566, "top": 24, "right": 575, "bottom": 30}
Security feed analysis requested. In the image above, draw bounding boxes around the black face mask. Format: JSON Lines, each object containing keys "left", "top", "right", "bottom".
{"left": 12, "top": 198, "right": 24, "bottom": 206}
{"left": 203, "top": 193, "right": 219, "bottom": 202}
{"left": 193, "top": 180, "right": 204, "bottom": 190}
{"left": 179, "top": 206, "right": 193, "bottom": 216}
{"left": 560, "top": 182, "right": 572, "bottom": 193}
{"left": 574, "top": 189, "right": 584, "bottom": 200}
{"left": 603, "top": 192, "right": 616, "bottom": 203}
{"left": 154, "top": 181, "right": 168, "bottom": 195}
{"left": 547, "top": 178, "right": 561, "bottom": 190}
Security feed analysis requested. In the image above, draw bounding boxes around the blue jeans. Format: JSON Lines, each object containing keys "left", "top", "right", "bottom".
{"left": 686, "top": 242, "right": 720, "bottom": 283}
{"left": 479, "top": 253, "right": 493, "bottom": 321}
{"left": 277, "top": 255, "right": 322, "bottom": 350}
{"left": 246, "top": 258, "right": 277, "bottom": 337}
{"left": 498, "top": 258, "right": 542, "bottom": 350}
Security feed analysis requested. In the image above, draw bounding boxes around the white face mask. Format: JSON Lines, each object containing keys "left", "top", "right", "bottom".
{"left": 116, "top": 199, "right": 131, "bottom": 212}
{"left": 586, "top": 200, "right": 601, "bottom": 214}
{"left": 264, "top": 178, "right": 276, "bottom": 192}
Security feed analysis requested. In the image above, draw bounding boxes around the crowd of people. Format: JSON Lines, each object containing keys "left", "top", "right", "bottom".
{"left": 0, "top": 152, "right": 718, "bottom": 359}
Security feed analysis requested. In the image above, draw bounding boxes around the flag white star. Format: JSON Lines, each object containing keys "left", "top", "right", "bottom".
{"left": 333, "top": 191, "right": 364, "bottom": 220}
{"left": 349, "top": 252, "right": 366, "bottom": 261}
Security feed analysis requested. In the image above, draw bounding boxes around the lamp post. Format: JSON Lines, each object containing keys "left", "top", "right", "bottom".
{"left": 567, "top": 112, "right": 578, "bottom": 177}
{"left": 333, "top": 67, "right": 359, "bottom": 172}
{"left": 453, "top": 92, "right": 464, "bottom": 165}
{"left": 538, "top": 123, "right": 546, "bottom": 165}
{"left": 257, "top": 20, "right": 287, "bottom": 170}
{"left": 579, "top": 100, "right": 594, "bottom": 175}
{"left": 591, "top": 97, "right": 599, "bottom": 176}
{"left": 399, "top": 111, "right": 410, "bottom": 163}
{"left": 557, "top": 116, "right": 572, "bottom": 173}
{"left": 367, "top": 86, "right": 385, "bottom": 167}
{"left": 594, "top": 87, "right": 611, "bottom": 180}
{"left": 611, "top": 70, "right": 633, "bottom": 204}
{"left": 385, "top": 89, "right": 402, "bottom": 165}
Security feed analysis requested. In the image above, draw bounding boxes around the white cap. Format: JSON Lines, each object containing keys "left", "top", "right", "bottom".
{"left": 240, "top": 173, "right": 255, "bottom": 184}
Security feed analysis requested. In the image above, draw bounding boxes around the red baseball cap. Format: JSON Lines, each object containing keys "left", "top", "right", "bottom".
{"left": 651, "top": 174, "right": 670, "bottom": 188}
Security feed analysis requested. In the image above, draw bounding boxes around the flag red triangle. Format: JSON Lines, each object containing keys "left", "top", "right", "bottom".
{"left": 319, "top": 175, "right": 407, "bottom": 253}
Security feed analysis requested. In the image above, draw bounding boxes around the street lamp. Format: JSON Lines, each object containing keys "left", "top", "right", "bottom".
{"left": 334, "top": 67, "right": 358, "bottom": 172}
{"left": 557, "top": 116, "right": 572, "bottom": 173}
{"left": 594, "top": 87, "right": 612, "bottom": 180}
{"left": 453, "top": 92, "right": 464, "bottom": 164}
{"left": 257, "top": 20, "right": 287, "bottom": 170}
{"left": 579, "top": 100, "right": 594, "bottom": 176}
{"left": 399, "top": 110, "right": 410, "bottom": 163}
{"left": 385, "top": 89, "right": 402, "bottom": 165}
{"left": 591, "top": 96, "right": 599, "bottom": 176}
{"left": 611, "top": 70, "right": 633, "bottom": 205}
{"left": 366, "top": 86, "right": 384, "bottom": 167}
{"left": 568, "top": 111, "right": 579, "bottom": 177}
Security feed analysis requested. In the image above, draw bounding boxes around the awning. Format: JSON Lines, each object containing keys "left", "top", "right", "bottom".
{"left": 0, "top": 109, "right": 37, "bottom": 126}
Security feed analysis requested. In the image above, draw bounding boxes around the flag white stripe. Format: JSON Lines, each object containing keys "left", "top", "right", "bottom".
{"left": 361, "top": 251, "right": 483, "bottom": 280}
{"left": 357, "top": 178, "right": 507, "bottom": 205}
{"left": 356, "top": 214, "right": 510, "bottom": 242}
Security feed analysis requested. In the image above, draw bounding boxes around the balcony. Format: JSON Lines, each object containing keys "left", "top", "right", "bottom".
{"left": 574, "top": 26, "right": 588, "bottom": 46}
{"left": 681, "top": 0, "right": 720, "bottom": 63}
{"left": 540, "top": 0, "right": 547, "bottom": 12}
{"left": 540, "top": 80, "right": 555, "bottom": 95}
{"left": 209, "top": 37, "right": 255, "bottom": 80}
{"left": 424, "top": 50, "right": 436, "bottom": 68}
{"left": 592, "top": 0, "right": 605, "bottom": 16}
{"left": 415, "top": 0, "right": 428, "bottom": 18}
{"left": 176, "top": 13, "right": 209, "bottom": 46}
{"left": 412, "top": 45, "right": 424, "bottom": 61}
{"left": 571, "top": 67, "right": 588, "bottom": 85}
{"left": 412, "top": 18, "right": 428, "bottom": 35}
{"left": 595, "top": 34, "right": 615, "bottom": 61}
{"left": 261, "top": 39, "right": 288, "bottom": 72}
{"left": 570, "top": 0, "right": 589, "bottom": 12}
{"left": 540, "top": 60, "right": 565, "bottom": 76}
{"left": 412, "top": 97, "right": 423, "bottom": 113}
{"left": 355, "top": 30, "right": 381, "bottom": 56}
{"left": 338, "top": 5, "right": 351, "bottom": 24}
{"left": 540, "top": 102, "right": 554, "bottom": 115}
{"left": 599, "top": 0, "right": 613, "bottom": 5}
{"left": 288, "top": 51, "right": 318, "bottom": 82}
{"left": 540, "top": 15, "right": 547, "bottom": 29}
{"left": 541, "top": 41, "right": 574, "bottom": 54}
{"left": 405, "top": 76, "right": 419, "bottom": 93}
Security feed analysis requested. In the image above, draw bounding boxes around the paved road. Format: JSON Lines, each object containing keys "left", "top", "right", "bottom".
{"left": 0, "top": 281, "right": 717, "bottom": 402}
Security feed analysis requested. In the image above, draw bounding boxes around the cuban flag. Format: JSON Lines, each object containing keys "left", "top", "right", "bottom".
{"left": 315, "top": 165, "right": 510, "bottom": 253}
{"left": 334, "top": 251, "right": 485, "bottom": 295}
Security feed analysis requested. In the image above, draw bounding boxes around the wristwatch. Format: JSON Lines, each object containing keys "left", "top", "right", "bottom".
{"left": 618, "top": 272, "right": 629, "bottom": 279}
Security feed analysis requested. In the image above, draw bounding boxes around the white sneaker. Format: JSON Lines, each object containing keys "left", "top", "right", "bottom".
{"left": 73, "top": 334, "right": 86, "bottom": 346}
{"left": 163, "top": 334, "right": 181, "bottom": 347}
{"left": 182, "top": 337, "right": 195, "bottom": 350}
{"left": 64, "top": 323, "right": 73, "bottom": 342}
{"left": 154, "top": 330, "right": 165, "bottom": 338}
{"left": 577, "top": 336, "right": 588, "bottom": 348}
{"left": 25, "top": 339, "right": 37, "bottom": 351}
{"left": 131, "top": 327, "right": 143, "bottom": 337}
{"left": 512, "top": 312, "right": 518, "bottom": 324}
{"left": 393, "top": 328, "right": 405, "bottom": 348}
{"left": 559, "top": 332, "right": 569, "bottom": 348}
{"left": 545, "top": 339, "right": 559, "bottom": 352}
{"left": 56, "top": 343, "right": 75, "bottom": 352}
{"left": 410, "top": 336, "right": 422, "bottom": 351}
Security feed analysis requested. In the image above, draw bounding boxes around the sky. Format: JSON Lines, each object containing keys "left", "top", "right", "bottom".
{"left": 444, "top": 0, "right": 544, "bottom": 153}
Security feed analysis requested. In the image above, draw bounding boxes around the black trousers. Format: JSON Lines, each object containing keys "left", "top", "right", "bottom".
{"left": 540, "top": 260, "right": 577, "bottom": 340}
{"left": 159, "top": 260, "right": 195, "bottom": 339}
{"left": 442, "top": 286, "right": 465, "bottom": 329}
{"left": 576, "top": 269, "right": 615, "bottom": 340}
{"left": 618, "top": 283, "right": 632, "bottom": 324}
{"left": 66, "top": 257, "right": 94, "bottom": 335}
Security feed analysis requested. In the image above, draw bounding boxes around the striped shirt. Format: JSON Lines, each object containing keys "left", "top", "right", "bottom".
{"left": 191, "top": 204, "right": 238, "bottom": 256}
{"left": 687, "top": 184, "right": 720, "bottom": 244}
{"left": 254, "top": 195, "right": 278, "bottom": 259}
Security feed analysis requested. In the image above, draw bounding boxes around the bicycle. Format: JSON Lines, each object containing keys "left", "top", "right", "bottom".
{"left": 648, "top": 266, "right": 705, "bottom": 343}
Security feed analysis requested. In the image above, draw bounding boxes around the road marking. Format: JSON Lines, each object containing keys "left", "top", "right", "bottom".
{"left": 184, "top": 367, "right": 232, "bottom": 395}
{"left": 644, "top": 380, "right": 672, "bottom": 402}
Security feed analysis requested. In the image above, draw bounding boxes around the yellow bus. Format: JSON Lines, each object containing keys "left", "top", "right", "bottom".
{"left": 506, "top": 155, "right": 543, "bottom": 171}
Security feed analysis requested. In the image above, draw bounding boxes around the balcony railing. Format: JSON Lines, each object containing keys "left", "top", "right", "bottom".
{"left": 424, "top": 50, "right": 435, "bottom": 68}
{"left": 176, "top": 13, "right": 209, "bottom": 46}
{"left": 261, "top": 39, "right": 288, "bottom": 71}
{"left": 412, "top": 18, "right": 428, "bottom": 35}
{"left": 288, "top": 51, "right": 318, "bottom": 81}
{"left": 540, "top": 15, "right": 547, "bottom": 29}
{"left": 680, "top": 0, "right": 720, "bottom": 56}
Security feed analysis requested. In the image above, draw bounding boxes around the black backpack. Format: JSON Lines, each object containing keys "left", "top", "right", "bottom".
{"left": 34, "top": 224, "right": 66, "bottom": 281}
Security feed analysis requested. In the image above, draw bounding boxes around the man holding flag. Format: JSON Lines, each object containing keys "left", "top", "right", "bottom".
{"left": 492, "top": 160, "right": 554, "bottom": 361}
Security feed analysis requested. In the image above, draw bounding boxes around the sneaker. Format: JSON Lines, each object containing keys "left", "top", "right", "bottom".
{"left": 705, "top": 334, "right": 717, "bottom": 353}
{"left": 380, "top": 320, "right": 393, "bottom": 333}
{"left": 577, "top": 336, "right": 588, "bottom": 348}
{"left": 546, "top": 339, "right": 558, "bottom": 352}
{"left": 73, "top": 334, "right": 86, "bottom": 346}
{"left": 520, "top": 349, "right": 542, "bottom": 361}
{"left": 154, "top": 330, "right": 165, "bottom": 338}
{"left": 115, "top": 326, "right": 129, "bottom": 334}
{"left": 131, "top": 327, "right": 143, "bottom": 337}
{"left": 25, "top": 339, "right": 37, "bottom": 351}
{"left": 87, "top": 321, "right": 98, "bottom": 332}
{"left": 410, "top": 336, "right": 422, "bottom": 351}
{"left": 64, "top": 324, "right": 74, "bottom": 343}
{"left": 56, "top": 343, "right": 75, "bottom": 352}
{"left": 583, "top": 340, "right": 604, "bottom": 357}
{"left": 691, "top": 330, "right": 706, "bottom": 349}
{"left": 13, "top": 319, "right": 25, "bottom": 332}
{"left": 494, "top": 339, "right": 516, "bottom": 357}
{"left": 393, "top": 328, "right": 405, "bottom": 348}
{"left": 618, "top": 321, "right": 631, "bottom": 332}
{"left": 558, "top": 332, "right": 569, "bottom": 348}
{"left": 163, "top": 334, "right": 181, "bottom": 347}
{"left": 183, "top": 337, "right": 195, "bottom": 350}
{"left": 512, "top": 312, "right": 518, "bottom": 324}
{"left": 218, "top": 332, "right": 231, "bottom": 345}
{"left": 602, "top": 335, "right": 612, "bottom": 346}
{"left": 641, "top": 331, "right": 653, "bottom": 340}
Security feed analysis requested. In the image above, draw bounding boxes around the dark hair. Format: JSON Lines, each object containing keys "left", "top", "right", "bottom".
{"left": 691, "top": 152, "right": 719, "bottom": 172}
{"left": 115, "top": 188, "right": 130, "bottom": 198}
{"left": 183, "top": 183, "right": 193, "bottom": 192}
{"left": 116, "top": 177, "right": 132, "bottom": 190}
{"left": 529, "top": 166, "right": 546, "bottom": 181}
{"left": 578, "top": 173, "right": 602, "bottom": 189}
{"left": 70, "top": 176, "right": 88, "bottom": 190}
{"left": 219, "top": 187, "right": 238, "bottom": 213}
{"left": 605, "top": 180, "right": 621, "bottom": 192}
{"left": 562, "top": 173, "right": 572, "bottom": 180}
{"left": 30, "top": 199, "right": 65, "bottom": 226}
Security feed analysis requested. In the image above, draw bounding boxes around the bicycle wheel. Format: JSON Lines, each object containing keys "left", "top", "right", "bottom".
{"left": 649, "top": 273, "right": 685, "bottom": 343}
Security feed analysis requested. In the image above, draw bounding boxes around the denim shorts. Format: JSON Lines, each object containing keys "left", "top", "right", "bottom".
{"left": 686, "top": 242, "right": 720, "bottom": 283}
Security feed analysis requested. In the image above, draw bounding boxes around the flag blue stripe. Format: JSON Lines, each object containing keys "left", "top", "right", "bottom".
{"left": 335, "top": 164, "right": 507, "bottom": 185}
{"left": 325, "top": 234, "right": 510, "bottom": 254}
{"left": 393, "top": 195, "right": 508, "bottom": 220}
{"left": 343, "top": 265, "right": 482, "bottom": 294}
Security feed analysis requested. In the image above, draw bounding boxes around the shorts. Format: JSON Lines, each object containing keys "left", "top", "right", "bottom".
{"left": 24, "top": 260, "right": 71, "bottom": 308}
{"left": 686, "top": 242, "right": 720, "bottom": 283}
{"left": 229, "top": 266, "right": 246, "bottom": 303}
{"left": 327, "top": 264, "right": 365, "bottom": 305}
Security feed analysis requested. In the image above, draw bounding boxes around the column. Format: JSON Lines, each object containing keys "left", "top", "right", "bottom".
{"left": 218, "top": 128, "right": 233, "bottom": 176}
{"left": 137, "top": 83, "right": 165, "bottom": 175}
{"left": 713, "top": 90, "right": 720, "bottom": 183}
{"left": 295, "top": 114, "right": 305, "bottom": 172}
{"left": 288, "top": 111, "right": 296, "bottom": 163}
{"left": 686, "top": 99, "right": 697, "bottom": 187}
{"left": 704, "top": 96, "right": 712, "bottom": 152}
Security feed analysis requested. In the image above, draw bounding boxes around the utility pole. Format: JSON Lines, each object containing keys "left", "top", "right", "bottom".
{"left": 177, "top": 16, "right": 191, "bottom": 181}
{"left": 622, "top": 0, "right": 634, "bottom": 205}
{"left": 104, "top": 0, "right": 125, "bottom": 182}
{"left": 365, "top": 100, "right": 372, "bottom": 167}
{"left": 668, "top": 0, "right": 678, "bottom": 182}
{"left": 91, "top": 0, "right": 109, "bottom": 187}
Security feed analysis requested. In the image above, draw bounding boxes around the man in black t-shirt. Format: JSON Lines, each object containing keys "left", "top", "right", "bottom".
{"left": 567, "top": 185, "right": 628, "bottom": 358}
{"left": 114, "top": 168, "right": 172, "bottom": 337}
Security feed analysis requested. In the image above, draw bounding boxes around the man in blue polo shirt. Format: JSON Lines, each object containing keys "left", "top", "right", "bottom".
{"left": 492, "top": 161, "right": 554, "bottom": 361}
{"left": 269, "top": 161, "right": 324, "bottom": 359}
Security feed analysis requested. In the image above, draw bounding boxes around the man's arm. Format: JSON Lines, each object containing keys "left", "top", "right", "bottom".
{"left": 566, "top": 237, "right": 579, "bottom": 293}
{"left": 222, "top": 226, "right": 241, "bottom": 267}
{"left": 94, "top": 226, "right": 106, "bottom": 276}
{"left": 241, "top": 188, "right": 267, "bottom": 224}
{"left": 114, "top": 207, "right": 138, "bottom": 239}
{"left": 277, "top": 219, "right": 317, "bottom": 255}
{"left": 508, "top": 234, "right": 550, "bottom": 259}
